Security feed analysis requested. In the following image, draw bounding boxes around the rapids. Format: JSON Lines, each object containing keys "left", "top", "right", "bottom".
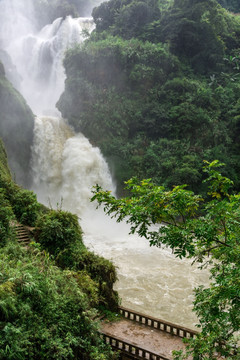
{"left": 0, "top": 0, "right": 208, "bottom": 329}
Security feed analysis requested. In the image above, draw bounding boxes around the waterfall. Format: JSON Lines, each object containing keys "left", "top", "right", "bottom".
{"left": 0, "top": 0, "right": 110, "bottom": 212}
{"left": 31, "top": 116, "right": 114, "bottom": 213}
{"left": 0, "top": 0, "right": 209, "bottom": 329}
{"left": 15, "top": 16, "right": 94, "bottom": 114}
{"left": 1, "top": 3, "right": 94, "bottom": 114}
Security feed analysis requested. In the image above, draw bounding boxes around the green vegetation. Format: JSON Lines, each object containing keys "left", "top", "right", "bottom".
{"left": 35, "top": 210, "right": 118, "bottom": 310}
{"left": 0, "top": 138, "right": 11, "bottom": 181}
{"left": 0, "top": 139, "right": 118, "bottom": 359}
{"left": 92, "top": 161, "right": 240, "bottom": 359}
{"left": 0, "top": 242, "right": 116, "bottom": 360}
{"left": 217, "top": 0, "right": 240, "bottom": 12}
{"left": 0, "top": 139, "right": 14, "bottom": 245}
{"left": 0, "top": 62, "right": 34, "bottom": 186}
{"left": 57, "top": 0, "right": 240, "bottom": 194}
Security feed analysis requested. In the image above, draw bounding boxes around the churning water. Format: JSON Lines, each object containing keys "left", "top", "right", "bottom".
{"left": 31, "top": 116, "right": 114, "bottom": 212}
{"left": 0, "top": 0, "right": 208, "bottom": 329}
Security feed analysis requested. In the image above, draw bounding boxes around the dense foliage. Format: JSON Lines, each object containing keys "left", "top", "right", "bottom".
{"left": 144, "top": 0, "right": 240, "bottom": 72}
{"left": 92, "top": 161, "right": 240, "bottom": 359}
{"left": 217, "top": 0, "right": 240, "bottom": 12}
{"left": 35, "top": 210, "right": 84, "bottom": 256}
{"left": 0, "top": 139, "right": 118, "bottom": 359}
{"left": 0, "top": 242, "right": 116, "bottom": 360}
{"left": 35, "top": 209, "right": 119, "bottom": 310}
{"left": 0, "top": 138, "right": 11, "bottom": 181}
{"left": 0, "top": 178, "right": 39, "bottom": 227}
{"left": 92, "top": 0, "right": 161, "bottom": 38}
{"left": 58, "top": 0, "right": 240, "bottom": 194}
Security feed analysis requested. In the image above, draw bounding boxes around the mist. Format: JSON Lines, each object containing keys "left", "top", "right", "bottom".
{"left": 0, "top": 0, "right": 97, "bottom": 185}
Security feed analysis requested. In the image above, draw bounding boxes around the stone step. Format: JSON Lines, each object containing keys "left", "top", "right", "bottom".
{"left": 14, "top": 223, "right": 31, "bottom": 245}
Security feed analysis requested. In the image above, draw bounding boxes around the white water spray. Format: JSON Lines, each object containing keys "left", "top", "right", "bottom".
{"left": 31, "top": 116, "right": 114, "bottom": 213}
{"left": 1, "top": 5, "right": 94, "bottom": 113}
{"left": 0, "top": 0, "right": 209, "bottom": 329}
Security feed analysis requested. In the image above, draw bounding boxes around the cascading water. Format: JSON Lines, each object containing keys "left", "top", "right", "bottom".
{"left": 17, "top": 16, "right": 94, "bottom": 114}
{"left": 31, "top": 116, "right": 114, "bottom": 212}
{"left": 0, "top": 0, "right": 209, "bottom": 329}
{"left": 0, "top": 1, "right": 94, "bottom": 113}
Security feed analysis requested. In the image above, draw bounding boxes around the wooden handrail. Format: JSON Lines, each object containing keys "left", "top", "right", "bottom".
{"left": 118, "top": 306, "right": 198, "bottom": 339}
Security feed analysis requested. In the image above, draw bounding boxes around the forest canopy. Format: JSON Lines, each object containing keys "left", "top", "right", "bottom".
{"left": 58, "top": 0, "right": 240, "bottom": 194}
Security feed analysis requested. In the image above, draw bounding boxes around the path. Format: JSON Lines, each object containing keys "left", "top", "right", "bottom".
{"left": 101, "top": 307, "right": 197, "bottom": 359}
{"left": 102, "top": 319, "right": 186, "bottom": 359}
{"left": 14, "top": 222, "right": 31, "bottom": 245}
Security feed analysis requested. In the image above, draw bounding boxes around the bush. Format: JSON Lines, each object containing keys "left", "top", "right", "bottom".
{"left": 11, "top": 188, "right": 40, "bottom": 226}
{"left": 35, "top": 209, "right": 83, "bottom": 256}
{"left": 71, "top": 249, "right": 119, "bottom": 311}
{"left": 0, "top": 243, "right": 115, "bottom": 359}
{"left": 0, "top": 190, "right": 14, "bottom": 245}
{"left": 0, "top": 174, "right": 40, "bottom": 227}
{"left": 35, "top": 210, "right": 119, "bottom": 311}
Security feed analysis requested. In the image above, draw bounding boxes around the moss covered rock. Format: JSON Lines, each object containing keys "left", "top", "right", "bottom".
{"left": 0, "top": 61, "right": 34, "bottom": 186}
{"left": 0, "top": 138, "right": 11, "bottom": 181}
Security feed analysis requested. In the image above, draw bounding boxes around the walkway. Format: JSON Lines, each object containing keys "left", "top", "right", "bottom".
{"left": 14, "top": 222, "right": 31, "bottom": 245}
{"left": 101, "top": 307, "right": 197, "bottom": 359}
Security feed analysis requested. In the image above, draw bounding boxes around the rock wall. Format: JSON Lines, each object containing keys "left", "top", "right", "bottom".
{"left": 0, "top": 62, "right": 34, "bottom": 186}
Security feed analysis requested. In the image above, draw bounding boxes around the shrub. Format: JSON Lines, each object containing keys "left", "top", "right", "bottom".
{"left": 0, "top": 243, "right": 115, "bottom": 359}
{"left": 0, "top": 175, "right": 40, "bottom": 227}
{"left": 10, "top": 188, "right": 40, "bottom": 226}
{"left": 0, "top": 190, "right": 14, "bottom": 245}
{"left": 72, "top": 249, "right": 119, "bottom": 311}
{"left": 35, "top": 209, "right": 83, "bottom": 256}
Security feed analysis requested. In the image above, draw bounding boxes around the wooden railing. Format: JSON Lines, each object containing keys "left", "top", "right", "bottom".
{"left": 102, "top": 332, "right": 169, "bottom": 360}
{"left": 119, "top": 306, "right": 198, "bottom": 339}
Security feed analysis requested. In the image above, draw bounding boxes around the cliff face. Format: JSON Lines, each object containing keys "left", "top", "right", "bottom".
{"left": 0, "top": 62, "right": 34, "bottom": 186}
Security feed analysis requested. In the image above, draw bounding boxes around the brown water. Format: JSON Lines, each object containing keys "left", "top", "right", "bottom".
{"left": 82, "top": 210, "right": 209, "bottom": 330}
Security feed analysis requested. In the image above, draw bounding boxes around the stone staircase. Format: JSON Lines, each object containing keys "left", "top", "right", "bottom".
{"left": 14, "top": 223, "right": 31, "bottom": 246}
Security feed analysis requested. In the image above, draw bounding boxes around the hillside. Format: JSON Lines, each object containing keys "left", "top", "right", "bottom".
{"left": 57, "top": 0, "right": 240, "bottom": 193}
{"left": 0, "top": 62, "right": 34, "bottom": 186}
{"left": 0, "top": 138, "right": 11, "bottom": 181}
{"left": 0, "top": 138, "right": 118, "bottom": 359}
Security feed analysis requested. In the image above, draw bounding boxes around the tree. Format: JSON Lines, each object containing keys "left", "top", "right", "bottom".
{"left": 92, "top": 0, "right": 160, "bottom": 37}
{"left": 144, "top": 0, "right": 240, "bottom": 73}
{"left": 91, "top": 160, "right": 240, "bottom": 359}
{"left": 217, "top": 0, "right": 240, "bottom": 13}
